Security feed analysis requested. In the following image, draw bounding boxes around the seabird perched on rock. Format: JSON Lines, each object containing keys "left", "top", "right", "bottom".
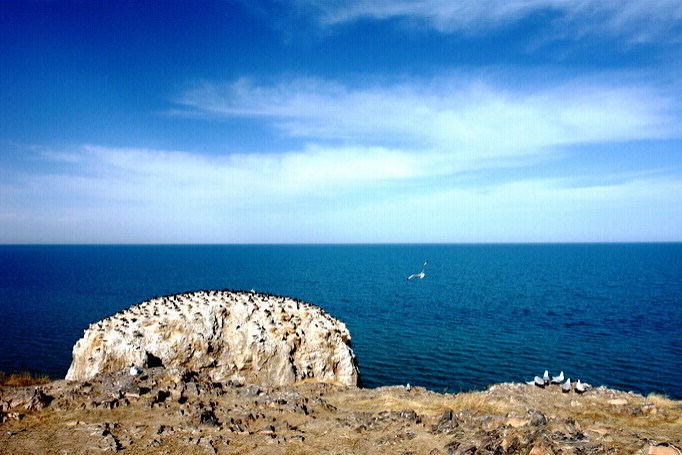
{"left": 526, "top": 376, "right": 545, "bottom": 388}
{"left": 543, "top": 370, "right": 550, "bottom": 385}
{"left": 407, "top": 261, "right": 428, "bottom": 280}
{"left": 551, "top": 371, "right": 564, "bottom": 384}
{"left": 406, "top": 383, "right": 412, "bottom": 392}
{"left": 575, "top": 379, "right": 590, "bottom": 394}
{"left": 129, "top": 365, "right": 141, "bottom": 376}
{"left": 561, "top": 378, "right": 571, "bottom": 393}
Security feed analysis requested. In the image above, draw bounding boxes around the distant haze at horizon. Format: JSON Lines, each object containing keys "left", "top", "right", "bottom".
{"left": 3, "top": 241, "right": 682, "bottom": 246}
{"left": 1, "top": 1, "right": 681, "bottom": 244}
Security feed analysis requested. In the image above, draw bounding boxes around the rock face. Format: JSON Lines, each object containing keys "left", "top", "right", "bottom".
{"left": 65, "top": 290, "right": 359, "bottom": 386}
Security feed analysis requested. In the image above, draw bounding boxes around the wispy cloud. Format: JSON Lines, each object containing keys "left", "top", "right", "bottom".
{"left": 176, "top": 74, "right": 679, "bottom": 163}
{"left": 1, "top": 144, "right": 433, "bottom": 215}
{"left": 2, "top": 139, "right": 681, "bottom": 243}
{"left": 297, "top": 0, "right": 682, "bottom": 43}
{"left": 322, "top": 173, "right": 682, "bottom": 242}
{"left": 4, "top": 68, "right": 681, "bottom": 243}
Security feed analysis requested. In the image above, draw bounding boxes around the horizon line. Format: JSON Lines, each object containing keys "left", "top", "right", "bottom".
{"left": 2, "top": 241, "right": 681, "bottom": 247}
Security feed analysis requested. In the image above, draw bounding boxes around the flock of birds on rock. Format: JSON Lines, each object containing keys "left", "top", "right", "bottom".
{"left": 526, "top": 370, "right": 591, "bottom": 394}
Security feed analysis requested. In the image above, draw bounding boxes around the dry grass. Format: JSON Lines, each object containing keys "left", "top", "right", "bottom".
{"left": 551, "top": 391, "right": 682, "bottom": 440}
{"left": 422, "top": 390, "right": 510, "bottom": 416}
{"left": 646, "top": 393, "right": 679, "bottom": 407}
{"left": 333, "top": 387, "right": 510, "bottom": 418}
{"left": 293, "top": 377, "right": 349, "bottom": 387}
{"left": 338, "top": 384, "right": 682, "bottom": 444}
{"left": 0, "top": 371, "right": 51, "bottom": 387}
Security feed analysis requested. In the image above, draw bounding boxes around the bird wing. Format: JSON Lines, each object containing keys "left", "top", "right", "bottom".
{"left": 408, "top": 261, "right": 428, "bottom": 280}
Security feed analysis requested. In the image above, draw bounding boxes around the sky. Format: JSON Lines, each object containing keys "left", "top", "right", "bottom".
{"left": 1, "top": 0, "right": 681, "bottom": 244}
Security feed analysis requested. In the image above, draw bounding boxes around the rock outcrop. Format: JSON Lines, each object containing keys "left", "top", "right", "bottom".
{"left": 65, "top": 290, "right": 359, "bottom": 386}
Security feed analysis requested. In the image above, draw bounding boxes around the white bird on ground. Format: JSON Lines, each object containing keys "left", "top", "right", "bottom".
{"left": 561, "top": 378, "right": 572, "bottom": 393}
{"left": 542, "top": 370, "right": 550, "bottom": 385}
{"left": 406, "top": 383, "right": 412, "bottom": 392}
{"left": 575, "top": 379, "right": 589, "bottom": 394}
{"left": 551, "top": 371, "right": 564, "bottom": 384}
{"left": 129, "top": 365, "right": 141, "bottom": 376}
{"left": 407, "top": 261, "right": 428, "bottom": 280}
{"left": 526, "top": 376, "right": 545, "bottom": 388}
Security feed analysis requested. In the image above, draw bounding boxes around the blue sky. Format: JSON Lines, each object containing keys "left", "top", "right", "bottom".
{"left": 1, "top": 0, "right": 681, "bottom": 243}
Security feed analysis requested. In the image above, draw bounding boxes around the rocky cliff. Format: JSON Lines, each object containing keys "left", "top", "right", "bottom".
{"left": 65, "top": 290, "right": 359, "bottom": 387}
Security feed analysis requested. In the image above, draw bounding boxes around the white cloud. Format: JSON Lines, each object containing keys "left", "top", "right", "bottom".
{"left": 177, "top": 75, "right": 679, "bottom": 163}
{"left": 321, "top": 174, "right": 682, "bottom": 243}
{"left": 1, "top": 144, "right": 435, "bottom": 220}
{"left": 1, "top": 143, "right": 432, "bottom": 242}
{"left": 1, "top": 143, "right": 681, "bottom": 243}
{"left": 298, "top": 0, "right": 682, "bottom": 42}
{"left": 4, "top": 71, "right": 682, "bottom": 243}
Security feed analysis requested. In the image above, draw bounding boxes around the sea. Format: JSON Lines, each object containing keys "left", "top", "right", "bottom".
{"left": 1, "top": 244, "right": 680, "bottom": 399}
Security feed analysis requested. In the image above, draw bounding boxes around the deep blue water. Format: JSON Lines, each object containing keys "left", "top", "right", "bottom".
{"left": 0, "top": 244, "right": 680, "bottom": 399}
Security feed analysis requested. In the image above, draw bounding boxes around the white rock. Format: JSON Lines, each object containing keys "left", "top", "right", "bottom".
{"left": 65, "top": 290, "right": 360, "bottom": 386}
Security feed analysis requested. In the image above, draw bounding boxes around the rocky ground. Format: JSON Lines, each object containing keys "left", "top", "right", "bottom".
{"left": 1, "top": 366, "right": 681, "bottom": 455}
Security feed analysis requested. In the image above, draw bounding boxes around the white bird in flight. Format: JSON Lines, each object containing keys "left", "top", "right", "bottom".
{"left": 407, "top": 261, "right": 428, "bottom": 280}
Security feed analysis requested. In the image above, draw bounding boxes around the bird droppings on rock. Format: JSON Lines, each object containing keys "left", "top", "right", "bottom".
{"left": 66, "top": 290, "right": 359, "bottom": 387}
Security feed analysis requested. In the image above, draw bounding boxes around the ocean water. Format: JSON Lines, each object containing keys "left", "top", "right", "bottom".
{"left": 0, "top": 244, "right": 680, "bottom": 399}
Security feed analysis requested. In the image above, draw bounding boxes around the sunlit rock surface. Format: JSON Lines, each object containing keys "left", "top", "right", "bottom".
{"left": 65, "top": 290, "right": 359, "bottom": 386}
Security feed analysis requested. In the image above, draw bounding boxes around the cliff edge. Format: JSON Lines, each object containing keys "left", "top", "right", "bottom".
{"left": 65, "top": 290, "right": 359, "bottom": 387}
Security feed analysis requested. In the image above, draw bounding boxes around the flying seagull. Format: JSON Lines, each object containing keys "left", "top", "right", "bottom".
{"left": 407, "top": 261, "right": 428, "bottom": 280}
{"left": 551, "top": 371, "right": 564, "bottom": 384}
